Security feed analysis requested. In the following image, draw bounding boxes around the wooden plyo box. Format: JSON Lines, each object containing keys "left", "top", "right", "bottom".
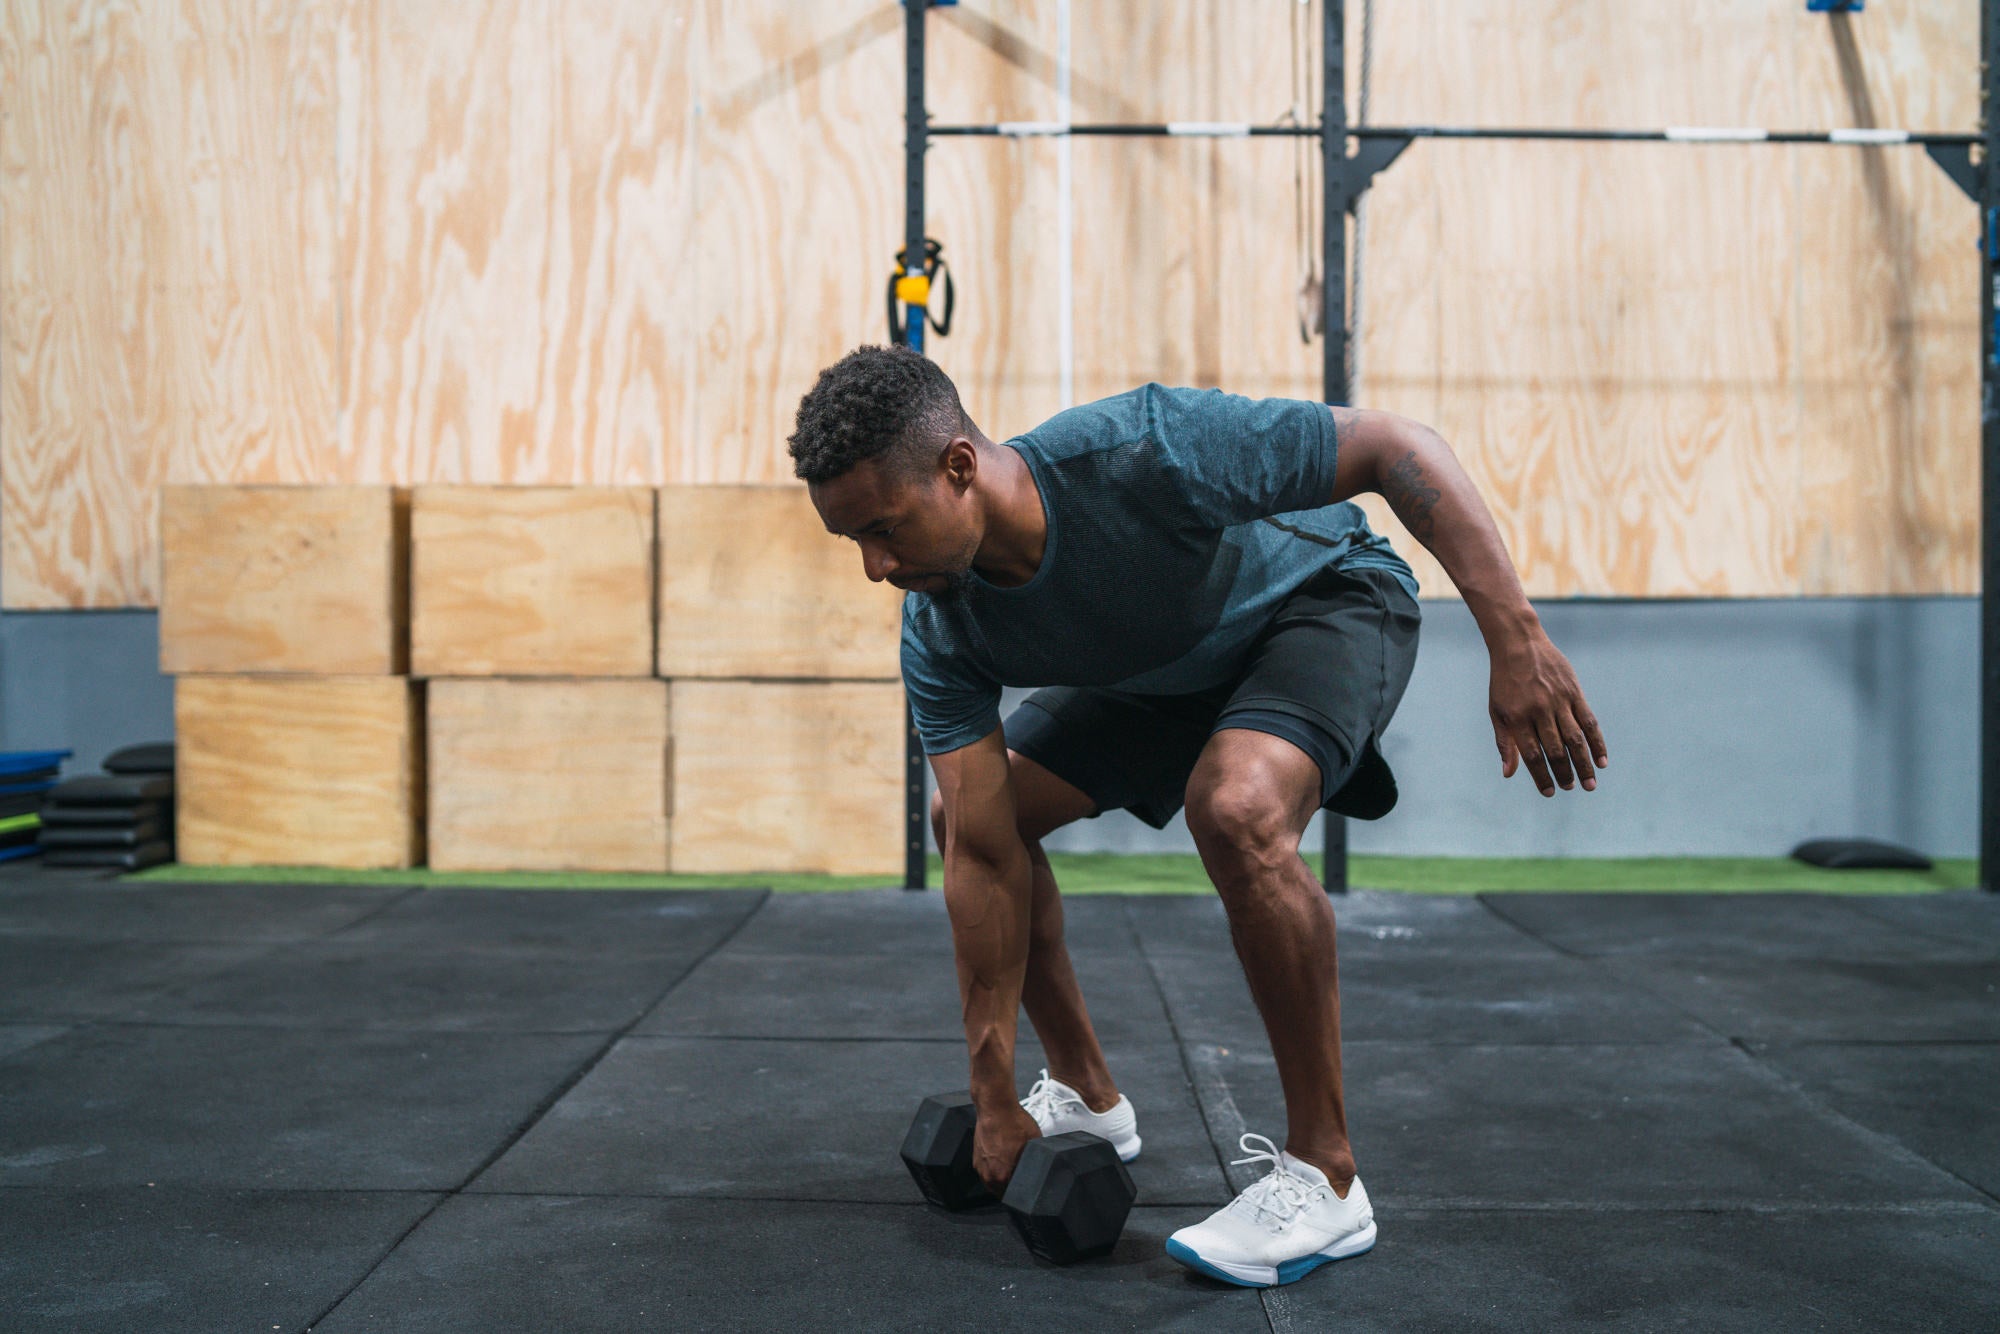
{"left": 412, "top": 486, "right": 655, "bottom": 677}
{"left": 656, "top": 485, "right": 901, "bottom": 679}
{"left": 428, "top": 678, "right": 669, "bottom": 872}
{"left": 176, "top": 676, "right": 423, "bottom": 869}
{"left": 668, "top": 680, "right": 903, "bottom": 876}
{"left": 160, "top": 486, "right": 408, "bottom": 675}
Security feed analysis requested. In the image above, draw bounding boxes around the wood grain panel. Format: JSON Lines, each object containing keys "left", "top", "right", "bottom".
{"left": 668, "top": 679, "right": 903, "bottom": 876}
{"left": 159, "top": 484, "right": 407, "bottom": 674}
{"left": 411, "top": 485, "right": 655, "bottom": 677}
{"left": 1793, "top": 6, "right": 1979, "bottom": 594}
{"left": 1, "top": 0, "right": 337, "bottom": 608}
{"left": 338, "top": 0, "right": 696, "bottom": 485}
{"left": 690, "top": 0, "right": 903, "bottom": 484}
{"left": 176, "top": 675, "right": 422, "bottom": 869}
{"left": 2, "top": 0, "right": 1982, "bottom": 604}
{"left": 1349, "top": 0, "right": 1975, "bottom": 597}
{"left": 926, "top": 3, "right": 1064, "bottom": 436}
{"left": 428, "top": 678, "right": 668, "bottom": 872}
{"left": 656, "top": 485, "right": 900, "bottom": 679}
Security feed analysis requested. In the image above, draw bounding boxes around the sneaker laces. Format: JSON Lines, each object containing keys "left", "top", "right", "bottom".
{"left": 1021, "top": 1068, "right": 1082, "bottom": 1125}
{"left": 1228, "top": 1133, "right": 1318, "bottom": 1231}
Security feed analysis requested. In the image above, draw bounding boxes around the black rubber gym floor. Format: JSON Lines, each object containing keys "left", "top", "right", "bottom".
{"left": 1, "top": 866, "right": 1995, "bottom": 1332}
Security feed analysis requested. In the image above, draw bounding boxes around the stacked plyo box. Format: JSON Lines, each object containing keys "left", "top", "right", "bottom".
{"left": 415, "top": 487, "right": 665, "bottom": 872}
{"left": 161, "top": 486, "right": 422, "bottom": 868}
{"left": 656, "top": 486, "right": 905, "bottom": 876}
{"left": 158, "top": 483, "right": 905, "bottom": 876}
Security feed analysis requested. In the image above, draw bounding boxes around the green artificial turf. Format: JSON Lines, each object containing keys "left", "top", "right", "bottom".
{"left": 129, "top": 853, "right": 1978, "bottom": 895}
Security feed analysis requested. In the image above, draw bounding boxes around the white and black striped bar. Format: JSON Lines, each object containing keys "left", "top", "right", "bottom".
{"left": 933, "top": 122, "right": 1978, "bottom": 145}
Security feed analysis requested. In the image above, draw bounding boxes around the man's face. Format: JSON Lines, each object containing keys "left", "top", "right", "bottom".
{"left": 811, "top": 456, "right": 980, "bottom": 599}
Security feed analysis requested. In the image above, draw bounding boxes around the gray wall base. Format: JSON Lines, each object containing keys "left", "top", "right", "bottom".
{"left": 1, "top": 611, "right": 175, "bottom": 776}
{"left": 996, "top": 596, "right": 1977, "bottom": 861}
{"left": 0, "top": 598, "right": 1976, "bottom": 859}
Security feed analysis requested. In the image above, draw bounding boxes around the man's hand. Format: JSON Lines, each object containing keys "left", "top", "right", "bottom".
{"left": 1488, "top": 629, "right": 1608, "bottom": 796}
{"left": 973, "top": 1101, "right": 1042, "bottom": 1195}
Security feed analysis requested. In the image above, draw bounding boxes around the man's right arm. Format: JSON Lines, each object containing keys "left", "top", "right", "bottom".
{"left": 928, "top": 727, "right": 1041, "bottom": 1186}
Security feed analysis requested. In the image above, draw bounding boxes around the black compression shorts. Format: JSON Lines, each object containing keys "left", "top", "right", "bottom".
{"left": 1000, "top": 565, "right": 1421, "bottom": 830}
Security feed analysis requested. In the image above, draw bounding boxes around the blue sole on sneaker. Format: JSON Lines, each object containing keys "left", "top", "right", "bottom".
{"left": 1165, "top": 1235, "right": 1376, "bottom": 1289}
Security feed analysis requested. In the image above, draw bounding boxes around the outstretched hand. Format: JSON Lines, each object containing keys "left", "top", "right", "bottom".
{"left": 1489, "top": 630, "right": 1608, "bottom": 796}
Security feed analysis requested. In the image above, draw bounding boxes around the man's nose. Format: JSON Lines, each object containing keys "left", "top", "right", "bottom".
{"left": 861, "top": 542, "right": 897, "bottom": 583}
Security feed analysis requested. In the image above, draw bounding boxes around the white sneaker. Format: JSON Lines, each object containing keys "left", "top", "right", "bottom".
{"left": 1019, "top": 1068, "right": 1142, "bottom": 1162}
{"left": 1166, "top": 1133, "right": 1376, "bottom": 1287}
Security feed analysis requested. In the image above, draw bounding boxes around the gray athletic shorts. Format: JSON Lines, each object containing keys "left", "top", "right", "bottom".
{"left": 1001, "top": 564, "right": 1421, "bottom": 830}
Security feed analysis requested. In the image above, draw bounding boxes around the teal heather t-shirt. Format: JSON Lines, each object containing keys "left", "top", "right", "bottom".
{"left": 901, "top": 383, "right": 1419, "bottom": 755}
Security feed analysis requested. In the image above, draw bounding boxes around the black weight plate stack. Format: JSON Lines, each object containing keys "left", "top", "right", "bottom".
{"left": 39, "top": 754, "right": 176, "bottom": 870}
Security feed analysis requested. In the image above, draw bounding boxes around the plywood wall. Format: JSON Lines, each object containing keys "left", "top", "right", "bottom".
{"left": 0, "top": 1, "right": 1980, "bottom": 607}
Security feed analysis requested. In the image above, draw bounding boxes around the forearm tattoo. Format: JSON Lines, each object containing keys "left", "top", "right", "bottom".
{"left": 1382, "top": 449, "right": 1443, "bottom": 544}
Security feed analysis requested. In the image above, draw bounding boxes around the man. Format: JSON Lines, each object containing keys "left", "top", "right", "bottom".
{"left": 789, "top": 344, "right": 1606, "bottom": 1288}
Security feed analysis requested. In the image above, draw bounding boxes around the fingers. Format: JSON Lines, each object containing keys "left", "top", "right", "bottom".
{"left": 1535, "top": 717, "right": 1575, "bottom": 793}
{"left": 1562, "top": 709, "right": 1597, "bottom": 792}
{"left": 1578, "top": 699, "right": 1610, "bottom": 769}
{"left": 1517, "top": 729, "right": 1555, "bottom": 796}
{"left": 1496, "top": 727, "right": 1519, "bottom": 779}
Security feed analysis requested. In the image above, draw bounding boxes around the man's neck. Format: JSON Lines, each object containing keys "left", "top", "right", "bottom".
{"left": 971, "top": 441, "right": 1047, "bottom": 588}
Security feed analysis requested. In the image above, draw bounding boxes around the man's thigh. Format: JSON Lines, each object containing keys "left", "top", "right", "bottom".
{"left": 1007, "top": 748, "right": 1099, "bottom": 844}
{"left": 928, "top": 743, "right": 1099, "bottom": 846}
{"left": 1001, "top": 687, "right": 1220, "bottom": 831}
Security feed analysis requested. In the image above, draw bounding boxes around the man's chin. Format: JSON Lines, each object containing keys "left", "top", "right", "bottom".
{"left": 902, "top": 571, "right": 972, "bottom": 600}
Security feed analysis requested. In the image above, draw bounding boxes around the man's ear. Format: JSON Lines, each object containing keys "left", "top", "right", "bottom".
{"left": 942, "top": 436, "right": 978, "bottom": 491}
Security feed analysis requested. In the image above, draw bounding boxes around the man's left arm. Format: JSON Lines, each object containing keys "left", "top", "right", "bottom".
{"left": 1329, "top": 408, "right": 1610, "bottom": 798}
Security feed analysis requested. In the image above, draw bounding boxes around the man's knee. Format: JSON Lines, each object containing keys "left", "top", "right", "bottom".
{"left": 1186, "top": 773, "right": 1306, "bottom": 892}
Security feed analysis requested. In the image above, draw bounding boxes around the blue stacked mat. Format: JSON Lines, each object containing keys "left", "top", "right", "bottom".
{"left": 0, "top": 750, "right": 73, "bottom": 862}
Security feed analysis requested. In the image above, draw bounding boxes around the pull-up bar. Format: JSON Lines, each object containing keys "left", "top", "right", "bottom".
{"left": 930, "top": 122, "right": 1981, "bottom": 202}
{"left": 933, "top": 122, "right": 1977, "bottom": 145}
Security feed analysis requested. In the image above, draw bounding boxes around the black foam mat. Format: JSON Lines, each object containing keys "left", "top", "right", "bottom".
{"left": 1130, "top": 888, "right": 1555, "bottom": 959}
{"left": 1601, "top": 955, "right": 2000, "bottom": 1041}
{"left": 1835, "top": 889, "right": 2000, "bottom": 950}
{"left": 636, "top": 946, "right": 1174, "bottom": 1043}
{"left": 2, "top": 878, "right": 1994, "bottom": 1328}
{"left": 1147, "top": 948, "right": 1717, "bottom": 1045}
{"left": 0, "top": 1023, "right": 67, "bottom": 1061}
{"left": 471, "top": 1037, "right": 999, "bottom": 1201}
{"left": 721, "top": 887, "right": 1137, "bottom": 955}
{"left": 310, "top": 1195, "right": 1274, "bottom": 1334}
{"left": 0, "top": 1187, "right": 439, "bottom": 1334}
{"left": 1743, "top": 1039, "right": 2000, "bottom": 1198}
{"left": 1482, "top": 891, "right": 1997, "bottom": 960}
{"left": 0, "top": 936, "right": 268, "bottom": 1020}
{"left": 0, "top": 1025, "right": 600, "bottom": 1189}
{"left": 1259, "top": 1203, "right": 2000, "bottom": 1333}
{"left": 126, "top": 936, "right": 719, "bottom": 1033}
{"left": 0, "top": 880, "right": 403, "bottom": 942}
{"left": 1183, "top": 1040, "right": 1986, "bottom": 1208}
{"left": 333, "top": 886, "right": 767, "bottom": 957}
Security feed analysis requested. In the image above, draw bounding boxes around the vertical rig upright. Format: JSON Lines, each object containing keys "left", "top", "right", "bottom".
{"left": 902, "top": 0, "right": 930, "bottom": 889}
{"left": 1321, "top": 0, "right": 1351, "bottom": 894}
{"left": 1984, "top": 0, "right": 2000, "bottom": 893}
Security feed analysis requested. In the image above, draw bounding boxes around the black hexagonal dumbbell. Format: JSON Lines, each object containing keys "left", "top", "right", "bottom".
{"left": 899, "top": 1091, "right": 1137, "bottom": 1264}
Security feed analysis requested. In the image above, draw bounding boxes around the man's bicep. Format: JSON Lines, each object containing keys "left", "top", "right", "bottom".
{"left": 1326, "top": 408, "right": 1437, "bottom": 505}
{"left": 928, "top": 729, "right": 1019, "bottom": 860}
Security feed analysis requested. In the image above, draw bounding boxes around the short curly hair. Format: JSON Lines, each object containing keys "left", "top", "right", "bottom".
{"left": 788, "top": 344, "right": 969, "bottom": 485}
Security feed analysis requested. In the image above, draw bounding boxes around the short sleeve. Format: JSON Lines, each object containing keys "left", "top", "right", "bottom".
{"left": 1147, "top": 384, "right": 1340, "bottom": 526}
{"left": 901, "top": 617, "right": 1003, "bottom": 756}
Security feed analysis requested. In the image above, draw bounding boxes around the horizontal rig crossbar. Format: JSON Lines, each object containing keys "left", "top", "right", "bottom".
{"left": 932, "top": 122, "right": 1979, "bottom": 146}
